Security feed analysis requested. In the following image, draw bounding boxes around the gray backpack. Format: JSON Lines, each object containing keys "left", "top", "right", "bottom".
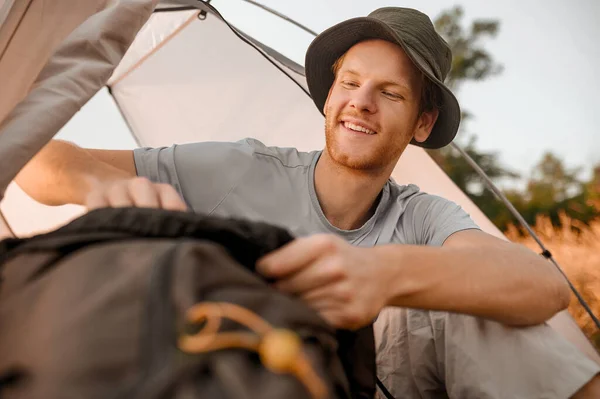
{"left": 0, "top": 208, "right": 376, "bottom": 399}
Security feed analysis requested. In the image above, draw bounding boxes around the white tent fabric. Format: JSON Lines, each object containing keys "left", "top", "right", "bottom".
{"left": 0, "top": 0, "right": 17, "bottom": 34}
{"left": 1, "top": 183, "right": 86, "bottom": 237}
{"left": 0, "top": 0, "right": 113, "bottom": 126}
{"left": 0, "top": 0, "right": 157, "bottom": 239}
{"left": 0, "top": 0, "right": 109, "bottom": 238}
{"left": 0, "top": 0, "right": 157, "bottom": 200}
{"left": 0, "top": 0, "right": 598, "bottom": 381}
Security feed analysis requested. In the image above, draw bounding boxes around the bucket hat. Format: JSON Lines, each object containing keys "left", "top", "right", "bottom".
{"left": 305, "top": 7, "right": 460, "bottom": 149}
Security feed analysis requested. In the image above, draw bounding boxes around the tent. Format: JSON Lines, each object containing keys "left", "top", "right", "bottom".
{"left": 0, "top": 0, "right": 598, "bottom": 383}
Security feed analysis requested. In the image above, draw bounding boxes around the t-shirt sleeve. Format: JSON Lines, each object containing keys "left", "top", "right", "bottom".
{"left": 404, "top": 193, "right": 480, "bottom": 246}
{"left": 133, "top": 140, "right": 254, "bottom": 214}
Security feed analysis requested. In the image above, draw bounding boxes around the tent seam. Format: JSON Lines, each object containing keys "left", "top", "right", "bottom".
{"left": 0, "top": 0, "right": 34, "bottom": 60}
{"left": 109, "top": 10, "right": 198, "bottom": 88}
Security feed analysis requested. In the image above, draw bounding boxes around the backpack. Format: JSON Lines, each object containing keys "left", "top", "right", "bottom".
{"left": 0, "top": 207, "right": 376, "bottom": 399}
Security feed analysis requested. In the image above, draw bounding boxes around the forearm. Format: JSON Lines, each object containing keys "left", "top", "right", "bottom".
{"left": 572, "top": 373, "right": 600, "bottom": 398}
{"left": 15, "top": 140, "right": 130, "bottom": 206}
{"left": 376, "top": 242, "right": 570, "bottom": 326}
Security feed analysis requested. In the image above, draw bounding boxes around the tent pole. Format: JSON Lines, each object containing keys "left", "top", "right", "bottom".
{"left": 450, "top": 142, "right": 600, "bottom": 331}
{"left": 172, "top": 1, "right": 313, "bottom": 97}
{"left": 0, "top": 208, "right": 15, "bottom": 238}
{"left": 240, "top": 0, "right": 318, "bottom": 36}
{"left": 107, "top": 88, "right": 143, "bottom": 147}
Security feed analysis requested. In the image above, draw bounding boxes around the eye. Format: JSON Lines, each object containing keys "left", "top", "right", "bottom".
{"left": 341, "top": 81, "right": 359, "bottom": 88}
{"left": 382, "top": 91, "right": 404, "bottom": 100}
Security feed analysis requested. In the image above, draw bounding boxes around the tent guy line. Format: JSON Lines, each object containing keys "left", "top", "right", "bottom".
{"left": 452, "top": 141, "right": 600, "bottom": 330}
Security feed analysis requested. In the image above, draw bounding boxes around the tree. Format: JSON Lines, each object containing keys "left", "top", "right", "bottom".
{"left": 433, "top": 6, "right": 503, "bottom": 92}
{"left": 518, "top": 153, "right": 598, "bottom": 229}
{"left": 583, "top": 165, "right": 600, "bottom": 209}
{"left": 427, "top": 7, "right": 599, "bottom": 231}
{"left": 427, "top": 7, "right": 515, "bottom": 229}
{"left": 527, "top": 152, "right": 581, "bottom": 206}
{"left": 428, "top": 135, "right": 518, "bottom": 194}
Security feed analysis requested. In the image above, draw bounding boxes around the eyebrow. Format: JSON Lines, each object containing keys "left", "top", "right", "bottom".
{"left": 340, "top": 69, "right": 411, "bottom": 92}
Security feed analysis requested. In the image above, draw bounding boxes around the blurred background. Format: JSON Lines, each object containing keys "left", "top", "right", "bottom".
{"left": 18, "top": 0, "right": 600, "bottom": 348}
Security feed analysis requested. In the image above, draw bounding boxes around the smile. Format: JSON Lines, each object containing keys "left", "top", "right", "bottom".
{"left": 342, "top": 121, "right": 377, "bottom": 135}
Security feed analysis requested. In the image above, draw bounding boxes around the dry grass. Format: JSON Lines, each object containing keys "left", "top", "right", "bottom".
{"left": 505, "top": 213, "right": 600, "bottom": 351}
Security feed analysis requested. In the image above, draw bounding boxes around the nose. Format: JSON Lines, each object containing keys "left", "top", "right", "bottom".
{"left": 348, "top": 85, "right": 377, "bottom": 114}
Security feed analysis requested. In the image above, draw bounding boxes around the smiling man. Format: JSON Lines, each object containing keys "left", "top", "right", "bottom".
{"left": 16, "top": 6, "right": 600, "bottom": 398}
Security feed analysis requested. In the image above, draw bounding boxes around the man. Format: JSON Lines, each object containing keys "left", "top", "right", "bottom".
{"left": 15, "top": 6, "right": 600, "bottom": 398}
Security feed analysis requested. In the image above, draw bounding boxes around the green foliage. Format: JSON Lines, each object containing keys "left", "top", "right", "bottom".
{"left": 427, "top": 135, "right": 518, "bottom": 194}
{"left": 528, "top": 152, "right": 581, "bottom": 204}
{"left": 517, "top": 154, "right": 599, "bottom": 229}
{"left": 585, "top": 166, "right": 600, "bottom": 205}
{"left": 428, "top": 7, "right": 600, "bottom": 232}
{"left": 434, "top": 6, "right": 503, "bottom": 91}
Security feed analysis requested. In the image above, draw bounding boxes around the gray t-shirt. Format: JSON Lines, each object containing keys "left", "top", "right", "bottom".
{"left": 133, "top": 138, "right": 479, "bottom": 246}
{"left": 134, "top": 138, "right": 600, "bottom": 397}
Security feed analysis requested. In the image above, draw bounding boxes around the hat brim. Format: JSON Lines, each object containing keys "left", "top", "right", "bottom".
{"left": 305, "top": 17, "right": 461, "bottom": 149}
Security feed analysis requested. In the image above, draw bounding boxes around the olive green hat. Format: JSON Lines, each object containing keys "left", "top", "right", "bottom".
{"left": 305, "top": 7, "right": 460, "bottom": 149}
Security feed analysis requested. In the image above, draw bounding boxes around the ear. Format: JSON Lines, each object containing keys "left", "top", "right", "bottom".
{"left": 413, "top": 108, "right": 439, "bottom": 143}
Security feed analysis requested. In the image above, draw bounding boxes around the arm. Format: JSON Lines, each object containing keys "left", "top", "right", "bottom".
{"left": 257, "top": 231, "right": 570, "bottom": 329}
{"left": 377, "top": 229, "right": 571, "bottom": 326}
{"left": 14, "top": 139, "right": 185, "bottom": 210}
{"left": 15, "top": 139, "right": 135, "bottom": 205}
{"left": 572, "top": 373, "right": 600, "bottom": 398}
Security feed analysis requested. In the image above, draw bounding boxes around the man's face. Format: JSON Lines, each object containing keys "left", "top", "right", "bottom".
{"left": 323, "top": 39, "right": 432, "bottom": 172}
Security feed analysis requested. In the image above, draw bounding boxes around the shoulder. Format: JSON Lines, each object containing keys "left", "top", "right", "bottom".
{"left": 137, "top": 138, "right": 316, "bottom": 169}
{"left": 172, "top": 139, "right": 255, "bottom": 163}
{"left": 241, "top": 138, "right": 318, "bottom": 169}
{"left": 387, "top": 181, "right": 460, "bottom": 214}
{"left": 387, "top": 181, "right": 421, "bottom": 203}
{"left": 162, "top": 138, "right": 317, "bottom": 186}
{"left": 387, "top": 181, "right": 479, "bottom": 246}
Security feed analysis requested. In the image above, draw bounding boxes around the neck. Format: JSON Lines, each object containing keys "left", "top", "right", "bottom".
{"left": 314, "top": 151, "right": 393, "bottom": 230}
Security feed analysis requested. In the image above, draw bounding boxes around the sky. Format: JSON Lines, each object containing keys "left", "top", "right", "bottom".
{"left": 57, "top": 0, "right": 600, "bottom": 185}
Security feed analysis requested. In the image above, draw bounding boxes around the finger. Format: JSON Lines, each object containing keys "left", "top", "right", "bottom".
{"left": 300, "top": 281, "right": 352, "bottom": 305}
{"left": 319, "top": 309, "right": 360, "bottom": 330}
{"left": 257, "top": 235, "right": 337, "bottom": 278}
{"left": 157, "top": 184, "right": 188, "bottom": 211}
{"left": 85, "top": 190, "right": 109, "bottom": 210}
{"left": 314, "top": 306, "right": 364, "bottom": 330}
{"left": 298, "top": 300, "right": 338, "bottom": 323}
{"left": 106, "top": 183, "right": 135, "bottom": 208}
{"left": 314, "top": 308, "right": 346, "bottom": 329}
{"left": 128, "top": 178, "right": 160, "bottom": 209}
{"left": 274, "top": 255, "right": 344, "bottom": 295}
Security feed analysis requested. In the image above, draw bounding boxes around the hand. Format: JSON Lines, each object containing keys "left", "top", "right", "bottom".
{"left": 85, "top": 177, "right": 187, "bottom": 211}
{"left": 256, "top": 234, "right": 391, "bottom": 330}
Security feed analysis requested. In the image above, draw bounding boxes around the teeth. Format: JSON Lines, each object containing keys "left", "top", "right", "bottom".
{"left": 344, "top": 122, "right": 375, "bottom": 135}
